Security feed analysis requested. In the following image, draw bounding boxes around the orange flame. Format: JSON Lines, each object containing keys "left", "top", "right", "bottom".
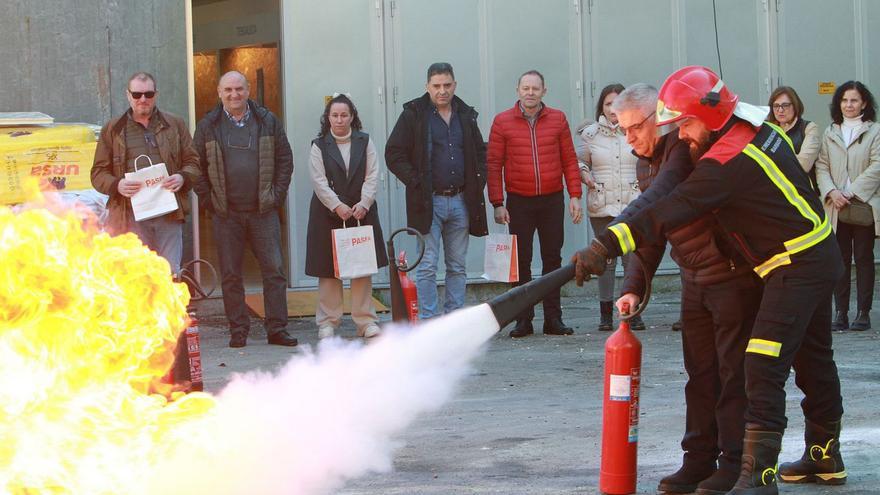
{"left": 0, "top": 194, "right": 216, "bottom": 494}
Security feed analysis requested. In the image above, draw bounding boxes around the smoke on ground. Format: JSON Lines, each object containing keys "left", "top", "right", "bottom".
{"left": 143, "top": 305, "right": 500, "bottom": 495}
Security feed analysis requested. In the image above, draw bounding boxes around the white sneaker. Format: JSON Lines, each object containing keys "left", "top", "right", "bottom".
{"left": 318, "top": 326, "right": 335, "bottom": 339}
{"left": 361, "top": 324, "right": 381, "bottom": 339}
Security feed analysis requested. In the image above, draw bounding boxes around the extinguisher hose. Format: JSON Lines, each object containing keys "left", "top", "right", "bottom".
{"left": 619, "top": 249, "right": 651, "bottom": 322}
{"left": 175, "top": 258, "right": 219, "bottom": 301}
{"left": 387, "top": 227, "right": 426, "bottom": 272}
{"left": 488, "top": 250, "right": 654, "bottom": 328}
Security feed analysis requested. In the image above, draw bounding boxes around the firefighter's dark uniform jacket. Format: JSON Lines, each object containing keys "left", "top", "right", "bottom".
{"left": 600, "top": 121, "right": 831, "bottom": 276}
{"left": 597, "top": 118, "right": 844, "bottom": 432}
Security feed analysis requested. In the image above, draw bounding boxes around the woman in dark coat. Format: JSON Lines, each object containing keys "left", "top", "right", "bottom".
{"left": 305, "top": 94, "right": 387, "bottom": 338}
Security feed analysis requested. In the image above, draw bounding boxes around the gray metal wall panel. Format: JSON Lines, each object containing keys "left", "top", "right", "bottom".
{"left": 281, "top": 0, "right": 388, "bottom": 288}
{"left": 0, "top": 0, "right": 188, "bottom": 126}
{"left": 777, "top": 0, "right": 857, "bottom": 130}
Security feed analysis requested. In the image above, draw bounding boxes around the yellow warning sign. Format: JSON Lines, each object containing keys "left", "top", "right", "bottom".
{"left": 818, "top": 82, "right": 836, "bottom": 95}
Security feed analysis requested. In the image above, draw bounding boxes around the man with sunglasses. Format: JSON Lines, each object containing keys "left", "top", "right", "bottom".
{"left": 92, "top": 71, "right": 200, "bottom": 274}
{"left": 193, "top": 71, "right": 297, "bottom": 348}
{"left": 609, "top": 83, "right": 763, "bottom": 495}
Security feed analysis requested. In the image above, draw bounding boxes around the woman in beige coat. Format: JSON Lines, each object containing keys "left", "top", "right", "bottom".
{"left": 577, "top": 83, "right": 642, "bottom": 331}
{"left": 815, "top": 81, "right": 880, "bottom": 331}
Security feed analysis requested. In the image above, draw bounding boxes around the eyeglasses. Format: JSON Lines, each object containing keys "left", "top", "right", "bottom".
{"left": 130, "top": 91, "right": 156, "bottom": 100}
{"left": 144, "top": 131, "right": 158, "bottom": 149}
{"left": 332, "top": 92, "right": 352, "bottom": 99}
{"left": 772, "top": 102, "right": 793, "bottom": 111}
{"left": 620, "top": 112, "right": 654, "bottom": 135}
{"left": 227, "top": 134, "right": 252, "bottom": 150}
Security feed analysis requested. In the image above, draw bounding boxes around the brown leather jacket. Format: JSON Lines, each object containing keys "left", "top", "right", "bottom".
{"left": 91, "top": 109, "right": 200, "bottom": 234}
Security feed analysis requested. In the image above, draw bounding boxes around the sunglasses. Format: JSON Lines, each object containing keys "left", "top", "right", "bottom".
{"left": 130, "top": 91, "right": 156, "bottom": 100}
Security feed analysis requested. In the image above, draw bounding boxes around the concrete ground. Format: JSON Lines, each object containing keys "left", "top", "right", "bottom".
{"left": 192, "top": 288, "right": 880, "bottom": 495}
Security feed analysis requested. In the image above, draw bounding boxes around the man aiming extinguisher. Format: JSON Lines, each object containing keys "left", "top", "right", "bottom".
{"left": 574, "top": 66, "right": 846, "bottom": 494}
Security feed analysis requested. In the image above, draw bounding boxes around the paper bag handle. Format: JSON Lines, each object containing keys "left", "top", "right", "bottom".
{"left": 133, "top": 154, "right": 154, "bottom": 171}
{"left": 341, "top": 219, "right": 362, "bottom": 229}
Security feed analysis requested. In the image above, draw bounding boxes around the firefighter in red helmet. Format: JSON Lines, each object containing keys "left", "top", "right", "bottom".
{"left": 574, "top": 66, "right": 846, "bottom": 494}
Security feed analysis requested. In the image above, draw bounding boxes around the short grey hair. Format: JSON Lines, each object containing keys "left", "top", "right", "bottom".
{"left": 611, "top": 83, "right": 657, "bottom": 116}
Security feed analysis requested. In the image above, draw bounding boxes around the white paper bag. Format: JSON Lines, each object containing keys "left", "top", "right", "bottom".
{"left": 482, "top": 232, "right": 519, "bottom": 282}
{"left": 332, "top": 222, "right": 378, "bottom": 279}
{"left": 125, "top": 154, "right": 179, "bottom": 222}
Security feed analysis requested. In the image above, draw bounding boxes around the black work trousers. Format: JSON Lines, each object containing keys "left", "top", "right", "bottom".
{"left": 744, "top": 238, "right": 844, "bottom": 432}
{"left": 833, "top": 220, "right": 876, "bottom": 312}
{"left": 680, "top": 274, "right": 762, "bottom": 471}
{"left": 507, "top": 191, "right": 564, "bottom": 322}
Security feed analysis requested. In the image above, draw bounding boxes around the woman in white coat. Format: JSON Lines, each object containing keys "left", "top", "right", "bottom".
{"left": 577, "top": 83, "right": 642, "bottom": 331}
{"left": 815, "top": 81, "right": 880, "bottom": 331}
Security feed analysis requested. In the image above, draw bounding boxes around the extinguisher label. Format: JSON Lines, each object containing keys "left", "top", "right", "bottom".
{"left": 609, "top": 374, "right": 631, "bottom": 401}
{"left": 628, "top": 367, "right": 641, "bottom": 443}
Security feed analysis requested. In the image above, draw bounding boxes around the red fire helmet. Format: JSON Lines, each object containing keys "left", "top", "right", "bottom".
{"left": 656, "top": 66, "right": 739, "bottom": 131}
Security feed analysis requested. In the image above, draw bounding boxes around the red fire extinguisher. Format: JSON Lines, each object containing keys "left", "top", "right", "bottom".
{"left": 397, "top": 251, "right": 419, "bottom": 322}
{"left": 599, "top": 302, "right": 643, "bottom": 495}
{"left": 163, "top": 311, "right": 204, "bottom": 393}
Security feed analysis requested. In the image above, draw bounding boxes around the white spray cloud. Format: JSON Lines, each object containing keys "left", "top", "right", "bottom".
{"left": 142, "top": 304, "right": 501, "bottom": 495}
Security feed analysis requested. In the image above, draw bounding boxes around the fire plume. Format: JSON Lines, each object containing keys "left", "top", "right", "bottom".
{"left": 0, "top": 202, "right": 215, "bottom": 494}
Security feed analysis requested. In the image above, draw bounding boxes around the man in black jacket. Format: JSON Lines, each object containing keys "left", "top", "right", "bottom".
{"left": 575, "top": 67, "right": 845, "bottom": 495}
{"left": 611, "top": 83, "right": 763, "bottom": 495}
{"left": 385, "top": 62, "right": 488, "bottom": 319}
{"left": 193, "top": 71, "right": 297, "bottom": 349}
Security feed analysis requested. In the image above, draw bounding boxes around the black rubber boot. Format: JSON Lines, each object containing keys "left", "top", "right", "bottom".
{"left": 727, "top": 429, "right": 781, "bottom": 495}
{"left": 831, "top": 310, "right": 848, "bottom": 332}
{"left": 778, "top": 420, "right": 846, "bottom": 485}
{"left": 695, "top": 467, "right": 739, "bottom": 494}
{"left": 509, "top": 319, "right": 534, "bottom": 338}
{"left": 657, "top": 457, "right": 716, "bottom": 494}
{"left": 629, "top": 314, "right": 646, "bottom": 331}
{"left": 849, "top": 311, "right": 871, "bottom": 331}
{"left": 598, "top": 301, "right": 613, "bottom": 331}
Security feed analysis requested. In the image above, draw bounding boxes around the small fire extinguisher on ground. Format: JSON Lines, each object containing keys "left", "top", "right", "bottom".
{"left": 386, "top": 227, "right": 425, "bottom": 323}
{"left": 163, "top": 311, "right": 204, "bottom": 393}
{"left": 599, "top": 302, "right": 643, "bottom": 495}
{"left": 397, "top": 251, "right": 419, "bottom": 322}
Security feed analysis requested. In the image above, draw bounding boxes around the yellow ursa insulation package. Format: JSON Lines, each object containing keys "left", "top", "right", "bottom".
{"left": 1, "top": 124, "right": 98, "bottom": 205}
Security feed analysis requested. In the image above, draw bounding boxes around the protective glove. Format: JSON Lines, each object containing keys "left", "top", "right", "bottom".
{"left": 571, "top": 239, "right": 609, "bottom": 286}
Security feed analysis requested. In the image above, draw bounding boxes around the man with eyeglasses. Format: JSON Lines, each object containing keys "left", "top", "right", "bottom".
{"left": 607, "top": 83, "right": 763, "bottom": 494}
{"left": 193, "top": 71, "right": 297, "bottom": 348}
{"left": 92, "top": 71, "right": 200, "bottom": 274}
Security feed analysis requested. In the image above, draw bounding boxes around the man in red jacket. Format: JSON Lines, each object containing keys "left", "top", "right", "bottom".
{"left": 487, "top": 70, "right": 583, "bottom": 337}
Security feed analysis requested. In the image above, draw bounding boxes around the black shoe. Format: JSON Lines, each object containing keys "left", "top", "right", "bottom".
{"left": 831, "top": 310, "right": 848, "bottom": 332}
{"left": 657, "top": 459, "right": 716, "bottom": 494}
{"left": 695, "top": 467, "right": 739, "bottom": 494}
{"left": 267, "top": 330, "right": 298, "bottom": 346}
{"left": 598, "top": 301, "right": 613, "bottom": 332}
{"left": 543, "top": 317, "right": 574, "bottom": 335}
{"left": 849, "top": 310, "right": 871, "bottom": 331}
{"left": 778, "top": 419, "right": 846, "bottom": 485}
{"left": 509, "top": 319, "right": 534, "bottom": 338}
{"left": 728, "top": 429, "right": 781, "bottom": 494}
{"left": 629, "top": 314, "right": 646, "bottom": 331}
{"left": 229, "top": 332, "right": 248, "bottom": 348}
{"left": 672, "top": 319, "right": 683, "bottom": 332}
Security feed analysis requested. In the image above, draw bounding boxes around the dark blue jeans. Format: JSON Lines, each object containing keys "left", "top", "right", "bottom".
{"left": 212, "top": 209, "right": 288, "bottom": 336}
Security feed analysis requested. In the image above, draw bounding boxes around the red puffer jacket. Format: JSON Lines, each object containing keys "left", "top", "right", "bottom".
{"left": 487, "top": 103, "right": 582, "bottom": 206}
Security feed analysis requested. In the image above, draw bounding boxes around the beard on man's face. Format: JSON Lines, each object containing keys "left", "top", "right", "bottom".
{"left": 686, "top": 136, "right": 712, "bottom": 162}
